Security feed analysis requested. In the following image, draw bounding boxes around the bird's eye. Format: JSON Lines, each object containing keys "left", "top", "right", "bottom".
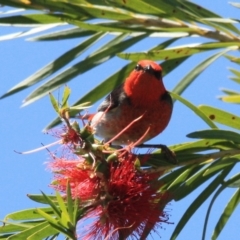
{"left": 135, "top": 64, "right": 142, "bottom": 71}
{"left": 144, "top": 65, "right": 162, "bottom": 80}
{"left": 153, "top": 70, "right": 162, "bottom": 80}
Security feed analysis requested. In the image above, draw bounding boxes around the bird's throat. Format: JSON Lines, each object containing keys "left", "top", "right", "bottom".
{"left": 124, "top": 72, "right": 166, "bottom": 107}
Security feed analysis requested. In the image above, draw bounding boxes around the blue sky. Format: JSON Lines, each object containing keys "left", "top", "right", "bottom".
{"left": 1, "top": 1, "right": 240, "bottom": 239}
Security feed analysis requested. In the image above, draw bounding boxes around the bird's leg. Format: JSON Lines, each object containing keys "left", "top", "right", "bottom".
{"left": 137, "top": 144, "right": 178, "bottom": 164}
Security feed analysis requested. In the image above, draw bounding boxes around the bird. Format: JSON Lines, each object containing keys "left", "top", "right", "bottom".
{"left": 90, "top": 60, "right": 174, "bottom": 155}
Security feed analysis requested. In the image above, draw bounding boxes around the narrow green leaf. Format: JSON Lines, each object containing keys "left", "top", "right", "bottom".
{"left": 219, "top": 94, "right": 240, "bottom": 103}
{"left": 180, "top": 1, "right": 240, "bottom": 34}
{"left": 0, "top": 14, "right": 65, "bottom": 25}
{"left": 0, "top": 221, "right": 34, "bottom": 234}
{"left": 229, "top": 76, "right": 240, "bottom": 84}
{"left": 229, "top": 2, "right": 240, "bottom": 8}
{"left": 171, "top": 165, "right": 233, "bottom": 240}
{"left": 229, "top": 67, "right": 240, "bottom": 78}
{"left": 170, "top": 92, "right": 217, "bottom": 129}
{"left": 21, "top": 34, "right": 146, "bottom": 106}
{"left": 187, "top": 129, "right": 240, "bottom": 144}
{"left": 159, "top": 164, "right": 204, "bottom": 191}
{"left": 40, "top": 192, "right": 61, "bottom": 217}
{"left": 66, "top": 183, "right": 74, "bottom": 224}
{"left": 62, "top": 86, "right": 71, "bottom": 109}
{"left": 108, "top": 0, "right": 165, "bottom": 15}
{"left": 0, "top": 0, "right": 33, "bottom": 10}
{"left": 161, "top": 56, "right": 189, "bottom": 77}
{"left": 220, "top": 88, "right": 240, "bottom": 95}
{"left": 199, "top": 105, "right": 240, "bottom": 130}
{"left": 117, "top": 42, "right": 240, "bottom": 61}
{"left": 27, "top": 224, "right": 59, "bottom": 240}
{"left": 139, "top": 0, "right": 198, "bottom": 21}
{"left": 203, "top": 157, "right": 240, "bottom": 177}
{"left": 224, "top": 54, "right": 240, "bottom": 64}
{"left": 0, "top": 25, "right": 59, "bottom": 41}
{"left": 73, "top": 198, "right": 81, "bottom": 224}
{"left": 55, "top": 192, "right": 71, "bottom": 228}
{"left": 173, "top": 156, "right": 236, "bottom": 201}
{"left": 166, "top": 164, "right": 204, "bottom": 192}
{"left": 7, "top": 221, "right": 50, "bottom": 240}
{"left": 49, "top": 93, "right": 60, "bottom": 114}
{"left": 173, "top": 139, "right": 234, "bottom": 152}
{"left": 65, "top": 20, "right": 151, "bottom": 33}
{"left": 27, "top": 194, "right": 57, "bottom": 204}
{"left": 200, "top": 18, "right": 238, "bottom": 23}
{"left": 29, "top": 27, "right": 95, "bottom": 41}
{"left": 173, "top": 49, "right": 231, "bottom": 96}
{"left": 4, "top": 208, "right": 53, "bottom": 221}
{"left": 0, "top": 32, "right": 104, "bottom": 99}
{"left": 64, "top": 3, "right": 136, "bottom": 21}
{"left": 202, "top": 172, "right": 240, "bottom": 240}
{"left": 212, "top": 188, "right": 240, "bottom": 240}
{"left": 35, "top": 208, "right": 70, "bottom": 237}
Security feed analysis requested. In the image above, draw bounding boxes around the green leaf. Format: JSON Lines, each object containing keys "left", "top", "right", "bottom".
{"left": 200, "top": 18, "right": 238, "bottom": 23}
{"left": 49, "top": 92, "right": 60, "bottom": 114}
{"left": 0, "top": 32, "right": 105, "bottom": 99}
{"left": 171, "top": 165, "right": 233, "bottom": 240}
{"left": 229, "top": 67, "right": 240, "bottom": 78}
{"left": 229, "top": 2, "right": 240, "bottom": 9}
{"left": 224, "top": 54, "right": 240, "bottom": 64}
{"left": 40, "top": 192, "right": 61, "bottom": 217}
{"left": 117, "top": 42, "right": 240, "bottom": 61}
{"left": 187, "top": 129, "right": 240, "bottom": 144}
{"left": 6, "top": 221, "right": 57, "bottom": 240}
{"left": 212, "top": 188, "right": 240, "bottom": 240}
{"left": 62, "top": 86, "right": 71, "bottom": 109}
{"left": 0, "top": 25, "right": 59, "bottom": 41}
{"left": 0, "top": 14, "right": 65, "bottom": 25}
{"left": 172, "top": 139, "right": 235, "bottom": 152}
{"left": 65, "top": 3, "right": 137, "bottom": 21}
{"left": 4, "top": 208, "right": 53, "bottom": 221}
{"left": 172, "top": 49, "right": 231, "bottom": 96}
{"left": 21, "top": 33, "right": 146, "bottom": 106}
{"left": 0, "top": 222, "right": 32, "bottom": 234}
{"left": 66, "top": 183, "right": 74, "bottom": 224}
{"left": 27, "top": 194, "right": 57, "bottom": 204}
{"left": 29, "top": 27, "right": 96, "bottom": 41}
{"left": 108, "top": 0, "right": 165, "bottom": 15}
{"left": 55, "top": 192, "right": 71, "bottom": 229}
{"left": 166, "top": 164, "right": 205, "bottom": 192}
{"left": 199, "top": 105, "right": 240, "bottom": 130}
{"left": 170, "top": 92, "right": 217, "bottom": 129}
{"left": 173, "top": 156, "right": 237, "bottom": 201}
{"left": 27, "top": 224, "right": 59, "bottom": 240}
{"left": 219, "top": 94, "right": 240, "bottom": 103}
{"left": 180, "top": 1, "right": 239, "bottom": 34}
{"left": 220, "top": 88, "right": 240, "bottom": 95}
{"left": 202, "top": 172, "right": 240, "bottom": 240}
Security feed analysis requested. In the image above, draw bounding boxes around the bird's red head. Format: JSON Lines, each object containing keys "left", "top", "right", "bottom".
{"left": 136, "top": 60, "right": 162, "bottom": 79}
{"left": 124, "top": 60, "right": 166, "bottom": 106}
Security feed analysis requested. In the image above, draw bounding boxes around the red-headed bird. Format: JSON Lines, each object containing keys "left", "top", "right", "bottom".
{"left": 91, "top": 60, "right": 173, "bottom": 151}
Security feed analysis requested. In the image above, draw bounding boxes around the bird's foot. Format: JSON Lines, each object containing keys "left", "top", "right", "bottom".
{"left": 137, "top": 143, "right": 177, "bottom": 164}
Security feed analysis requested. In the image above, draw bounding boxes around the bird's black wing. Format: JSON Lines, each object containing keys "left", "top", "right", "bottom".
{"left": 160, "top": 91, "right": 173, "bottom": 108}
{"left": 98, "top": 83, "right": 130, "bottom": 112}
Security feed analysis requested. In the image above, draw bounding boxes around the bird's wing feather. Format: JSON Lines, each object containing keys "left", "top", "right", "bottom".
{"left": 161, "top": 91, "right": 173, "bottom": 108}
{"left": 98, "top": 83, "right": 129, "bottom": 112}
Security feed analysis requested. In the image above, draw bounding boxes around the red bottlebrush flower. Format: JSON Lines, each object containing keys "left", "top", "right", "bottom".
{"left": 49, "top": 157, "right": 100, "bottom": 201}
{"left": 49, "top": 150, "right": 170, "bottom": 239}
{"left": 78, "top": 152, "right": 170, "bottom": 240}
